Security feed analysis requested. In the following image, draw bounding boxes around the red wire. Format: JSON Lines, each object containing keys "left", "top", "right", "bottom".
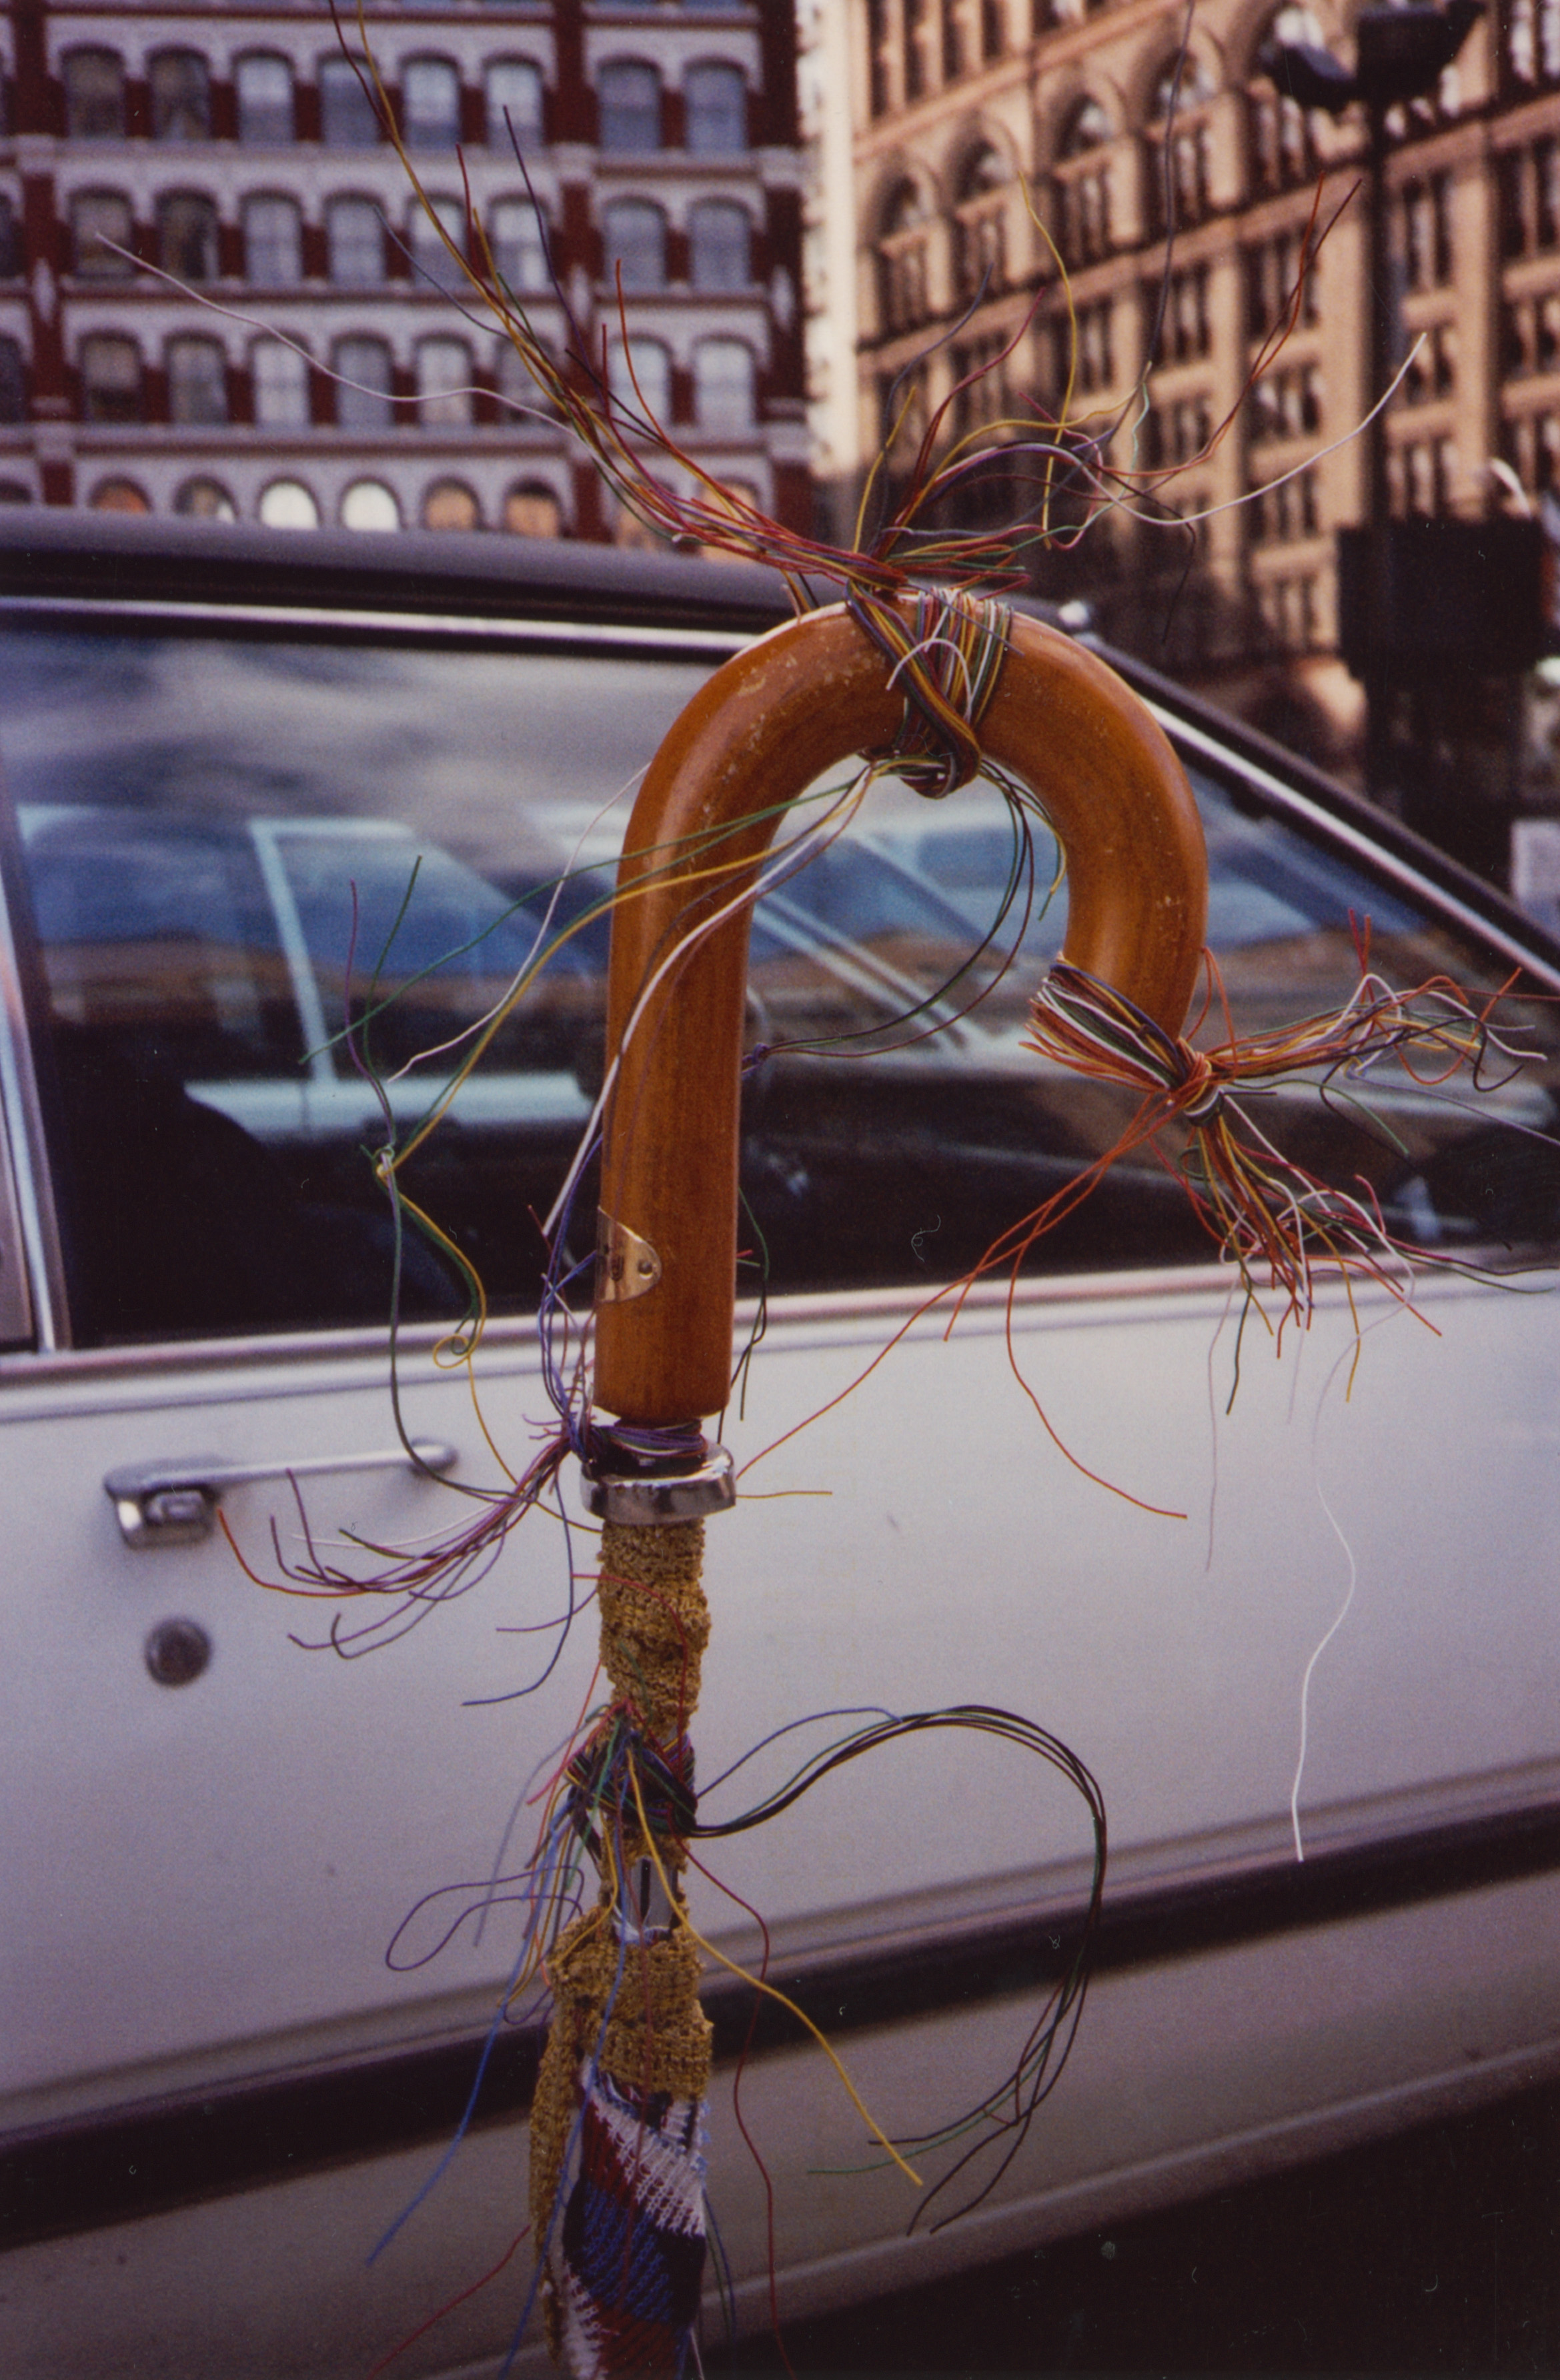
{"left": 361, "top": 2223, "right": 530, "bottom": 2380}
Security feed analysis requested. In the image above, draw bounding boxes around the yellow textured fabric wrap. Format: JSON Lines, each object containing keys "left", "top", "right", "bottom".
{"left": 530, "top": 1518, "right": 714, "bottom": 2364}
{"left": 598, "top": 1518, "right": 710, "bottom": 1743}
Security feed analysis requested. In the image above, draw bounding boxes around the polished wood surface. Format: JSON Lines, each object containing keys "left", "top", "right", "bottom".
{"left": 594, "top": 601, "right": 1208, "bottom": 1425}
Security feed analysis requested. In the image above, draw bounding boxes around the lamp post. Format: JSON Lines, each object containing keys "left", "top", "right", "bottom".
{"left": 1260, "top": 3, "right": 1481, "bottom": 800}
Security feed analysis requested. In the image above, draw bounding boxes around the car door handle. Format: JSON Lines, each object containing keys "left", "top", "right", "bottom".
{"left": 103, "top": 1442, "right": 459, "bottom": 1550}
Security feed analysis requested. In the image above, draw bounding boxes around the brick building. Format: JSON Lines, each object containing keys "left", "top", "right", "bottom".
{"left": 0, "top": 0, "right": 809, "bottom": 537}
{"left": 834, "top": 0, "right": 1560, "bottom": 766}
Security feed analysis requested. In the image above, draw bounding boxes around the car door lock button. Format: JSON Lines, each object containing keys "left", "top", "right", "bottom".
{"left": 144, "top": 1619, "right": 212, "bottom": 1688}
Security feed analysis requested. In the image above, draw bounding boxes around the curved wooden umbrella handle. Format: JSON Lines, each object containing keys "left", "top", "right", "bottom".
{"left": 593, "top": 601, "right": 1207, "bottom": 1426}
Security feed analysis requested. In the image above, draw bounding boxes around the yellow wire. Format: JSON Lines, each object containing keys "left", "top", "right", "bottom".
{"left": 626, "top": 1758, "right": 922, "bottom": 2190}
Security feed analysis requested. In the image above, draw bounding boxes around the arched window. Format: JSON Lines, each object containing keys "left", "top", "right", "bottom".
{"left": 1053, "top": 95, "right": 1112, "bottom": 266}
{"left": 423, "top": 479, "right": 481, "bottom": 530}
{"left": 608, "top": 337, "right": 671, "bottom": 423}
{"left": 409, "top": 197, "right": 467, "bottom": 296}
{"left": 1248, "top": 9, "right": 1322, "bottom": 191}
{"left": 157, "top": 194, "right": 219, "bottom": 283}
{"left": 167, "top": 335, "right": 228, "bottom": 424}
{"left": 496, "top": 336, "right": 559, "bottom": 419}
{"left": 71, "top": 191, "right": 134, "bottom": 279}
{"left": 0, "top": 338, "right": 25, "bottom": 423}
{"left": 486, "top": 59, "right": 543, "bottom": 146}
{"left": 319, "top": 55, "right": 381, "bottom": 147}
{"left": 151, "top": 50, "right": 211, "bottom": 141}
{"left": 685, "top": 61, "right": 746, "bottom": 153}
{"left": 1147, "top": 55, "right": 1215, "bottom": 234}
{"left": 598, "top": 61, "right": 660, "bottom": 153}
{"left": 953, "top": 143, "right": 1010, "bottom": 297}
{"left": 601, "top": 197, "right": 666, "bottom": 291}
{"left": 694, "top": 337, "right": 754, "bottom": 433}
{"left": 327, "top": 197, "right": 383, "bottom": 285}
{"left": 417, "top": 335, "right": 473, "bottom": 424}
{"left": 63, "top": 49, "right": 125, "bottom": 141}
{"left": 175, "top": 476, "right": 236, "bottom": 520}
{"left": 504, "top": 480, "right": 563, "bottom": 535}
{"left": 876, "top": 180, "right": 931, "bottom": 332}
{"left": 490, "top": 199, "right": 549, "bottom": 293}
{"left": 243, "top": 195, "right": 302, "bottom": 284}
{"left": 79, "top": 334, "right": 143, "bottom": 423}
{"left": 333, "top": 335, "right": 394, "bottom": 428}
{"left": 251, "top": 337, "right": 311, "bottom": 427}
{"left": 236, "top": 55, "right": 294, "bottom": 145}
{"left": 688, "top": 200, "right": 750, "bottom": 289}
{"left": 89, "top": 477, "right": 151, "bottom": 514}
{"left": 258, "top": 477, "right": 319, "bottom": 529}
{"left": 403, "top": 58, "right": 460, "bottom": 151}
{"left": 341, "top": 479, "right": 401, "bottom": 531}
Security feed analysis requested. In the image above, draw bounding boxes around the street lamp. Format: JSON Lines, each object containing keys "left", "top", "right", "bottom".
{"left": 1259, "top": 3, "right": 1481, "bottom": 800}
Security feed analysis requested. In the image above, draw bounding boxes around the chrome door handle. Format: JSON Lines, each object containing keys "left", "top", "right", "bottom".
{"left": 103, "top": 1442, "right": 459, "bottom": 1550}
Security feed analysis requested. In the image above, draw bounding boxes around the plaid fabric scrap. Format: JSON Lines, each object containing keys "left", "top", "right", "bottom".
{"left": 558, "top": 2067, "right": 708, "bottom": 2377}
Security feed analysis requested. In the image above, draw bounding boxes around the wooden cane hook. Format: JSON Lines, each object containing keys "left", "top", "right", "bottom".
{"left": 593, "top": 601, "right": 1208, "bottom": 1426}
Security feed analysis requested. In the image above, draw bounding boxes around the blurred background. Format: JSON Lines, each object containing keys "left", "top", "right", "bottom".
{"left": 3, "top": 0, "right": 1560, "bottom": 910}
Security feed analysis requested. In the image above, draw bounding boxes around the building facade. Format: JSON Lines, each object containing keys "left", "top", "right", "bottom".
{"left": 840, "top": 0, "right": 1560, "bottom": 767}
{"left": 0, "top": 0, "right": 808, "bottom": 538}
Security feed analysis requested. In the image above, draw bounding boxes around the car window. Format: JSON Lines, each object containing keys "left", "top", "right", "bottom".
{"left": 0, "top": 624, "right": 1556, "bottom": 1347}
{"left": 0, "top": 631, "right": 708, "bottom": 1344}
{"left": 746, "top": 761, "right": 1560, "bottom": 1294}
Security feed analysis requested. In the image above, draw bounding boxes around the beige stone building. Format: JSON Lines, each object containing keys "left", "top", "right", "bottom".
{"left": 826, "top": 0, "right": 1560, "bottom": 770}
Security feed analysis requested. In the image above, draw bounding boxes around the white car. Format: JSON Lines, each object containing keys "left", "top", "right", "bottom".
{"left": 1, "top": 513, "right": 1557, "bottom": 2379}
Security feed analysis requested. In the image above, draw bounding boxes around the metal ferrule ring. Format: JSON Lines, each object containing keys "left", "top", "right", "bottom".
{"left": 582, "top": 1446, "right": 736, "bottom": 1524}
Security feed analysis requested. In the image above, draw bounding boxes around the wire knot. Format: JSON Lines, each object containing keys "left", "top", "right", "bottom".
{"left": 849, "top": 587, "right": 1012, "bottom": 799}
{"left": 1030, "top": 960, "right": 1227, "bottom": 1124}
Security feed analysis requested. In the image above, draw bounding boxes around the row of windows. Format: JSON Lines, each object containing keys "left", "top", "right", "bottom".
{"left": 73, "top": 463, "right": 766, "bottom": 540}
{"left": 1141, "top": 389, "right": 1211, "bottom": 470}
{"left": 85, "top": 471, "right": 573, "bottom": 536}
{"left": 55, "top": 48, "right": 750, "bottom": 155}
{"left": 1506, "top": 0, "right": 1560, "bottom": 89}
{"left": 868, "top": 0, "right": 1011, "bottom": 113}
{"left": 1503, "top": 407, "right": 1560, "bottom": 493}
{"left": 1246, "top": 464, "right": 1319, "bottom": 548}
{"left": 1032, "top": 245, "right": 1320, "bottom": 396}
{"left": 1254, "top": 571, "right": 1320, "bottom": 653}
{"left": 1389, "top": 434, "right": 1459, "bottom": 518}
{"left": 872, "top": 0, "right": 1469, "bottom": 308}
{"left": 1403, "top": 321, "right": 1457, "bottom": 405}
{"left": 897, "top": 152, "right": 1447, "bottom": 303}
{"left": 65, "top": 329, "right": 762, "bottom": 433}
{"left": 63, "top": 189, "right": 756, "bottom": 294}
{"left": 1249, "top": 361, "right": 1323, "bottom": 445}
{"left": 872, "top": 18, "right": 1317, "bottom": 183}
{"left": 1501, "top": 137, "right": 1560, "bottom": 259}
{"left": 1505, "top": 289, "right": 1560, "bottom": 379}
{"left": 1245, "top": 229, "right": 1321, "bottom": 343}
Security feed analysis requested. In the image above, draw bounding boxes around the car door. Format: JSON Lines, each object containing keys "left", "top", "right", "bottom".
{"left": 0, "top": 618, "right": 726, "bottom": 2141}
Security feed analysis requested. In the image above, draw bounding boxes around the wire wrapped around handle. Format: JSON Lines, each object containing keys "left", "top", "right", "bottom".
{"left": 594, "top": 598, "right": 1208, "bottom": 1426}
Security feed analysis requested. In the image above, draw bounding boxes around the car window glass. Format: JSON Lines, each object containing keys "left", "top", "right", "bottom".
{"left": 740, "top": 758, "right": 1559, "bottom": 1295}
{"left": 0, "top": 632, "right": 707, "bottom": 1344}
{"left": 0, "top": 625, "right": 1555, "bottom": 1348}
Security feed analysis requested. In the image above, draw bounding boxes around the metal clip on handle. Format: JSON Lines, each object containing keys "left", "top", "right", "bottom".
{"left": 591, "top": 598, "right": 1209, "bottom": 1432}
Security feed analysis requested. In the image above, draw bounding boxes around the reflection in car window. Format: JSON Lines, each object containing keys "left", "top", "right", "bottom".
{"left": 0, "top": 626, "right": 1555, "bottom": 1346}
{"left": 0, "top": 633, "right": 707, "bottom": 1342}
